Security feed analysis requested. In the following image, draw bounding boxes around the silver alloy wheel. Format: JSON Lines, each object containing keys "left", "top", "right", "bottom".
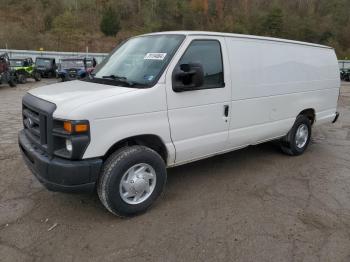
{"left": 119, "top": 163, "right": 157, "bottom": 205}
{"left": 295, "top": 124, "right": 309, "bottom": 149}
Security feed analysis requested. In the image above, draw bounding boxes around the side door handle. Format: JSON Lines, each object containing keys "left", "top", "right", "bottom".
{"left": 224, "top": 105, "right": 229, "bottom": 117}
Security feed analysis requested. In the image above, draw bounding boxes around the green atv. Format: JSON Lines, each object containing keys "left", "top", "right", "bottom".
{"left": 9, "top": 57, "right": 41, "bottom": 84}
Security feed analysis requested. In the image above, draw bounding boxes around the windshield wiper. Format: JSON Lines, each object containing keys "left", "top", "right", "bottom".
{"left": 102, "top": 74, "right": 127, "bottom": 80}
{"left": 100, "top": 74, "right": 148, "bottom": 87}
{"left": 101, "top": 74, "right": 134, "bottom": 86}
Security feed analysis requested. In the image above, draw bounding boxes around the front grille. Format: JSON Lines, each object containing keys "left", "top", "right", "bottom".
{"left": 23, "top": 104, "right": 47, "bottom": 149}
{"left": 22, "top": 94, "right": 56, "bottom": 155}
{"left": 69, "top": 70, "right": 77, "bottom": 78}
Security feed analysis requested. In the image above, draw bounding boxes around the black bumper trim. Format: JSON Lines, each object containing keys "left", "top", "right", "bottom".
{"left": 332, "top": 112, "right": 339, "bottom": 123}
{"left": 19, "top": 130, "right": 102, "bottom": 193}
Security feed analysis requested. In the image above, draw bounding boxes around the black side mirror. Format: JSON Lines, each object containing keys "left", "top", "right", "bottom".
{"left": 172, "top": 63, "right": 204, "bottom": 92}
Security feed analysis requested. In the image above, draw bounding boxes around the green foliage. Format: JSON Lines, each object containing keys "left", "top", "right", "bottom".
{"left": 262, "top": 8, "right": 284, "bottom": 37}
{"left": 100, "top": 6, "right": 121, "bottom": 37}
{"left": 52, "top": 10, "right": 75, "bottom": 34}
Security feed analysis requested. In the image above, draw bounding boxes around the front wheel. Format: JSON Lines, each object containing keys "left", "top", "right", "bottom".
{"left": 97, "top": 146, "right": 167, "bottom": 217}
{"left": 280, "top": 115, "right": 311, "bottom": 156}
{"left": 33, "top": 72, "right": 41, "bottom": 81}
{"left": 17, "top": 73, "right": 27, "bottom": 84}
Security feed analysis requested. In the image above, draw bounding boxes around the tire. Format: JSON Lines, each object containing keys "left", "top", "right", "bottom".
{"left": 18, "top": 73, "right": 27, "bottom": 84}
{"left": 280, "top": 115, "right": 311, "bottom": 156}
{"left": 9, "top": 78, "right": 16, "bottom": 87}
{"left": 97, "top": 146, "right": 167, "bottom": 217}
{"left": 34, "top": 72, "right": 41, "bottom": 81}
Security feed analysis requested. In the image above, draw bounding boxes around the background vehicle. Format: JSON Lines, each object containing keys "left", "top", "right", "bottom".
{"left": 339, "top": 60, "right": 350, "bottom": 81}
{"left": 58, "top": 57, "right": 96, "bottom": 81}
{"left": 0, "top": 53, "right": 16, "bottom": 87}
{"left": 9, "top": 57, "right": 41, "bottom": 84}
{"left": 19, "top": 32, "right": 340, "bottom": 217}
{"left": 84, "top": 57, "right": 97, "bottom": 75}
{"left": 340, "top": 69, "right": 350, "bottom": 81}
{"left": 35, "top": 57, "right": 57, "bottom": 78}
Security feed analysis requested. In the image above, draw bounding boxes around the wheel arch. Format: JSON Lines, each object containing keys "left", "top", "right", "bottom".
{"left": 298, "top": 108, "right": 316, "bottom": 125}
{"left": 16, "top": 68, "right": 28, "bottom": 75}
{"left": 103, "top": 134, "right": 168, "bottom": 164}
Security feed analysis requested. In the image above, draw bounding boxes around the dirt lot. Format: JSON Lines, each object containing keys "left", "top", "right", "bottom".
{"left": 0, "top": 79, "right": 350, "bottom": 262}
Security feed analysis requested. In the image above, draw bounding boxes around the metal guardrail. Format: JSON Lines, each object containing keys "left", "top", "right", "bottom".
{"left": 1, "top": 49, "right": 348, "bottom": 68}
{"left": 0, "top": 49, "right": 109, "bottom": 63}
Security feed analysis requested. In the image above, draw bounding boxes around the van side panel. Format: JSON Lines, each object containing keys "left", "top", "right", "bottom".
{"left": 225, "top": 37, "right": 340, "bottom": 148}
{"left": 81, "top": 84, "right": 176, "bottom": 163}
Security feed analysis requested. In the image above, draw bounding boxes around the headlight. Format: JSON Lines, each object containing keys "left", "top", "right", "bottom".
{"left": 53, "top": 119, "right": 90, "bottom": 160}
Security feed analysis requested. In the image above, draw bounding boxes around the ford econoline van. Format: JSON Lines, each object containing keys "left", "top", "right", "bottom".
{"left": 19, "top": 31, "right": 340, "bottom": 216}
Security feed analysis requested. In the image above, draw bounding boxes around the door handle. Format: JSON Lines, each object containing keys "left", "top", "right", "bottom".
{"left": 224, "top": 105, "right": 229, "bottom": 117}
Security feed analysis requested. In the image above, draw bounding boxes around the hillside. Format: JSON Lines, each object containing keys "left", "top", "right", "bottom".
{"left": 1, "top": 0, "right": 349, "bottom": 58}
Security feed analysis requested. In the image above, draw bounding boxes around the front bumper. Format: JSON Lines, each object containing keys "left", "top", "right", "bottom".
{"left": 19, "top": 130, "right": 102, "bottom": 193}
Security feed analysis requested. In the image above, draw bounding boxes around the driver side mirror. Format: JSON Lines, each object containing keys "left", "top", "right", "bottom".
{"left": 172, "top": 63, "right": 204, "bottom": 92}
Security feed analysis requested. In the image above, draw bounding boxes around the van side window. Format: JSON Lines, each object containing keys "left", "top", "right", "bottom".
{"left": 178, "top": 40, "right": 224, "bottom": 89}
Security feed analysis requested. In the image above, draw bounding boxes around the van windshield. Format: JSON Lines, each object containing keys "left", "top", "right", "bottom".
{"left": 90, "top": 34, "right": 185, "bottom": 88}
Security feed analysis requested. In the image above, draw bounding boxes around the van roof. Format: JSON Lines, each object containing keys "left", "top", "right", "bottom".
{"left": 144, "top": 31, "right": 332, "bottom": 49}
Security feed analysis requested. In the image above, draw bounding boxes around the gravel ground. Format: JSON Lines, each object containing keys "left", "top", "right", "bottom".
{"left": 0, "top": 79, "right": 350, "bottom": 262}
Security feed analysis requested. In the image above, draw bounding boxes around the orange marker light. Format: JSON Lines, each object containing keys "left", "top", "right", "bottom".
{"left": 75, "top": 124, "right": 89, "bottom": 133}
{"left": 63, "top": 121, "right": 72, "bottom": 133}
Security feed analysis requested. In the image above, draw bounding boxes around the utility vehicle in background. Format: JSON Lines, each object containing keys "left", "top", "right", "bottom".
{"left": 35, "top": 57, "right": 57, "bottom": 78}
{"left": 57, "top": 57, "right": 96, "bottom": 81}
{"left": 19, "top": 31, "right": 340, "bottom": 217}
{"left": 9, "top": 57, "right": 41, "bottom": 84}
{"left": 0, "top": 53, "right": 17, "bottom": 87}
{"left": 84, "top": 57, "right": 97, "bottom": 75}
{"left": 339, "top": 60, "right": 350, "bottom": 81}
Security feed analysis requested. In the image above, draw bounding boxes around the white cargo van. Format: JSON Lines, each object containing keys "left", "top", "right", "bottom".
{"left": 19, "top": 31, "right": 340, "bottom": 216}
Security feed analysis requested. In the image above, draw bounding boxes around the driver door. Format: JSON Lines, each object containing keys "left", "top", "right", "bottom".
{"left": 165, "top": 36, "right": 232, "bottom": 164}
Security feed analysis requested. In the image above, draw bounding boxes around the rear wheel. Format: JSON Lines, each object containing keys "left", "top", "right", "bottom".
{"left": 280, "top": 115, "right": 311, "bottom": 156}
{"left": 9, "top": 78, "right": 16, "bottom": 87}
{"left": 97, "top": 146, "right": 167, "bottom": 217}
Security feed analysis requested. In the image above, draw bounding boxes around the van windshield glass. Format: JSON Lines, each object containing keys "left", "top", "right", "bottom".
{"left": 91, "top": 34, "right": 185, "bottom": 88}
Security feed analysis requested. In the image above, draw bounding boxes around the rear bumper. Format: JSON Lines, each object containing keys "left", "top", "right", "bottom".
{"left": 19, "top": 130, "right": 102, "bottom": 193}
{"left": 332, "top": 112, "right": 340, "bottom": 123}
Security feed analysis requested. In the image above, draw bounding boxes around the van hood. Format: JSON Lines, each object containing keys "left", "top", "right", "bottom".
{"left": 28, "top": 80, "right": 138, "bottom": 114}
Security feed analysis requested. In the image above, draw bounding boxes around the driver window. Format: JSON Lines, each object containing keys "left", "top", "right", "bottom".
{"left": 178, "top": 40, "right": 224, "bottom": 89}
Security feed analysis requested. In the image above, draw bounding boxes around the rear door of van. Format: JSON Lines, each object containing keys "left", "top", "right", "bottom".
{"left": 165, "top": 35, "right": 232, "bottom": 164}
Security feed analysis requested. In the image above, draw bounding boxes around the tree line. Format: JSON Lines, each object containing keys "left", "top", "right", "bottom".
{"left": 0, "top": 0, "right": 349, "bottom": 58}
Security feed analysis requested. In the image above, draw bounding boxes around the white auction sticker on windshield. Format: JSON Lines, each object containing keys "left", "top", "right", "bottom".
{"left": 144, "top": 53, "right": 167, "bottom": 60}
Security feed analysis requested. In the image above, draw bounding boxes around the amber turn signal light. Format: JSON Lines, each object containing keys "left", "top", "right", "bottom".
{"left": 63, "top": 121, "right": 73, "bottom": 133}
{"left": 63, "top": 121, "right": 89, "bottom": 133}
{"left": 75, "top": 123, "right": 89, "bottom": 133}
